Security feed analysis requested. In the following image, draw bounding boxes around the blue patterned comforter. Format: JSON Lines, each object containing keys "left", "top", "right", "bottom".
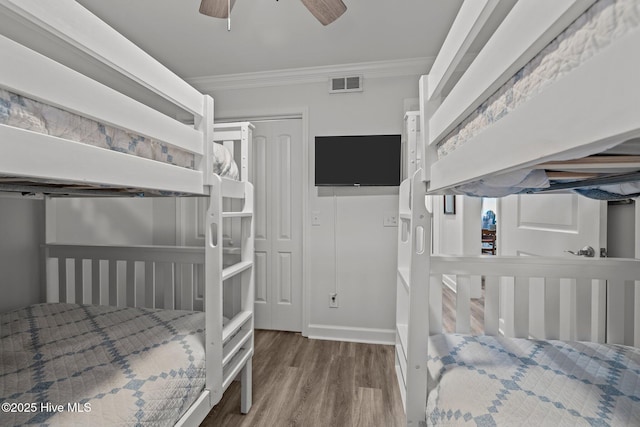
{"left": 427, "top": 334, "right": 640, "bottom": 426}
{"left": 0, "top": 303, "right": 206, "bottom": 426}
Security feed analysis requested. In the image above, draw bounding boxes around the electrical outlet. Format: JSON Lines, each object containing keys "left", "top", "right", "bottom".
{"left": 329, "top": 292, "right": 338, "bottom": 308}
{"left": 312, "top": 211, "right": 321, "bottom": 226}
{"left": 383, "top": 212, "right": 398, "bottom": 227}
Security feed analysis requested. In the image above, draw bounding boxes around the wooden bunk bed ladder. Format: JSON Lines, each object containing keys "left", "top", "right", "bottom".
{"left": 204, "top": 175, "right": 255, "bottom": 413}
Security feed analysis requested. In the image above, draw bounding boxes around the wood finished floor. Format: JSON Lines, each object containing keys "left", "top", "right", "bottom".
{"left": 202, "top": 285, "right": 483, "bottom": 426}
{"left": 442, "top": 284, "right": 485, "bottom": 335}
{"left": 201, "top": 330, "right": 406, "bottom": 427}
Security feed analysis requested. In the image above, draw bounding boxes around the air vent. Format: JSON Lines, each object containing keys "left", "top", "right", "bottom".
{"left": 329, "top": 76, "right": 363, "bottom": 93}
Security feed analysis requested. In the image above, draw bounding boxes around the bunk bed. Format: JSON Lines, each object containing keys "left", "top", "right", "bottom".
{"left": 397, "top": 0, "right": 640, "bottom": 425}
{"left": 0, "top": 1, "right": 254, "bottom": 425}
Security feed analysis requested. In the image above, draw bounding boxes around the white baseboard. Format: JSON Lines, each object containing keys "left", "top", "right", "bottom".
{"left": 306, "top": 324, "right": 395, "bottom": 345}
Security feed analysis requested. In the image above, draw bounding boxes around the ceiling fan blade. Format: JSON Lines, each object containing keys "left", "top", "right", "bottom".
{"left": 199, "top": 0, "right": 236, "bottom": 18}
{"left": 300, "top": 0, "right": 347, "bottom": 26}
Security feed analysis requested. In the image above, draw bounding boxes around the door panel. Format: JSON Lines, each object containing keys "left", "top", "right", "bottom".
{"left": 251, "top": 119, "right": 302, "bottom": 332}
{"left": 253, "top": 135, "right": 268, "bottom": 241}
{"left": 501, "top": 193, "right": 605, "bottom": 257}
{"left": 500, "top": 193, "right": 607, "bottom": 342}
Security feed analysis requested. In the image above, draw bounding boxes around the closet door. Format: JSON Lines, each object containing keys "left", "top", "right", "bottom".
{"left": 252, "top": 119, "right": 303, "bottom": 332}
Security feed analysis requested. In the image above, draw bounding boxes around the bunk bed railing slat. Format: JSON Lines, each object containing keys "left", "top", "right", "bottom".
{"left": 575, "top": 278, "right": 592, "bottom": 342}
{"left": 483, "top": 275, "right": 499, "bottom": 336}
{"left": 44, "top": 244, "right": 207, "bottom": 310}
{"left": 125, "top": 260, "right": 135, "bottom": 307}
{"left": 432, "top": 255, "right": 639, "bottom": 347}
{"left": 429, "top": 274, "right": 443, "bottom": 335}
{"left": 91, "top": 259, "right": 100, "bottom": 305}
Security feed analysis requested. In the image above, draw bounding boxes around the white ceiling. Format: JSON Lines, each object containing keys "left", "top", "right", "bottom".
{"left": 76, "top": 0, "right": 464, "bottom": 80}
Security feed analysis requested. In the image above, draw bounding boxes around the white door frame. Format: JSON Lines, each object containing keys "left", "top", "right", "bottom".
{"left": 211, "top": 107, "right": 310, "bottom": 337}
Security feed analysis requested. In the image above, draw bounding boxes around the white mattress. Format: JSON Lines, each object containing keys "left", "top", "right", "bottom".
{"left": 426, "top": 334, "right": 640, "bottom": 426}
{"left": 0, "top": 88, "right": 239, "bottom": 180}
{"left": 0, "top": 303, "right": 206, "bottom": 426}
{"left": 437, "top": 0, "right": 640, "bottom": 159}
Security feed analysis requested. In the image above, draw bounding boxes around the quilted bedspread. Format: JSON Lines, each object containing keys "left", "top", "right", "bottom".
{"left": 0, "top": 303, "right": 206, "bottom": 426}
{"left": 437, "top": 0, "right": 640, "bottom": 159}
{"left": 426, "top": 334, "right": 640, "bottom": 426}
{"left": 0, "top": 88, "right": 239, "bottom": 180}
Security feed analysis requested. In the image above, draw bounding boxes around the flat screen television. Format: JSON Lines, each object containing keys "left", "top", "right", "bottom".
{"left": 315, "top": 134, "right": 401, "bottom": 186}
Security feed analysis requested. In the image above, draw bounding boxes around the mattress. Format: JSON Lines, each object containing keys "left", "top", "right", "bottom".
{"left": 426, "top": 334, "right": 640, "bottom": 426}
{"left": 0, "top": 303, "right": 206, "bottom": 426}
{"left": 0, "top": 88, "right": 239, "bottom": 180}
{"left": 437, "top": 0, "right": 640, "bottom": 159}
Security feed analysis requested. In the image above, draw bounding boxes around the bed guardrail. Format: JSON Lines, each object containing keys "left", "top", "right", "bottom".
{"left": 430, "top": 255, "right": 640, "bottom": 347}
{"left": 426, "top": 0, "right": 595, "bottom": 147}
{"left": 0, "top": 0, "right": 204, "bottom": 118}
{"left": 44, "top": 243, "right": 207, "bottom": 311}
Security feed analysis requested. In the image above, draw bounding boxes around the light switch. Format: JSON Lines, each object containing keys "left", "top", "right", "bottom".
{"left": 312, "top": 211, "right": 321, "bottom": 226}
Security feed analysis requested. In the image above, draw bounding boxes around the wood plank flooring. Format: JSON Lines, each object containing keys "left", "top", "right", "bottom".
{"left": 442, "top": 283, "right": 485, "bottom": 335}
{"left": 202, "top": 330, "right": 406, "bottom": 427}
{"left": 202, "top": 283, "right": 484, "bottom": 426}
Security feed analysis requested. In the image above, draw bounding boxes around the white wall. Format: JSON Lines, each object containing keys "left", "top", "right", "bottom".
{"left": 50, "top": 198, "right": 176, "bottom": 245}
{"left": 0, "top": 197, "right": 44, "bottom": 312}
{"left": 211, "top": 74, "right": 419, "bottom": 343}
{"left": 432, "top": 194, "right": 482, "bottom": 296}
{"left": 433, "top": 195, "right": 481, "bottom": 256}
{"left": 607, "top": 201, "right": 635, "bottom": 258}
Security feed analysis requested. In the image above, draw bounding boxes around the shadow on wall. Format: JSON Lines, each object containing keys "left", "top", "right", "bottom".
{"left": 52, "top": 198, "right": 155, "bottom": 245}
{"left": 0, "top": 197, "right": 45, "bottom": 311}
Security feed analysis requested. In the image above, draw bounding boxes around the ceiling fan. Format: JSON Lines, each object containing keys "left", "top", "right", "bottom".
{"left": 199, "top": 0, "right": 347, "bottom": 26}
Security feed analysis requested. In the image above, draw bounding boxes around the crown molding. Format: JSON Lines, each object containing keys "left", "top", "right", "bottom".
{"left": 187, "top": 57, "right": 437, "bottom": 92}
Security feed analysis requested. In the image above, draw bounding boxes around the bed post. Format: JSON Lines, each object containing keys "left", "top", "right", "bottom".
{"left": 406, "top": 170, "right": 431, "bottom": 426}
{"left": 419, "top": 76, "right": 441, "bottom": 190}
{"left": 205, "top": 175, "right": 224, "bottom": 406}
{"left": 240, "top": 182, "right": 255, "bottom": 414}
{"left": 240, "top": 124, "right": 252, "bottom": 182}
{"left": 636, "top": 204, "right": 640, "bottom": 347}
{"left": 200, "top": 95, "right": 215, "bottom": 186}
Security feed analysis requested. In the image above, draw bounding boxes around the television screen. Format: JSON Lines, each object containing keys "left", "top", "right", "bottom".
{"left": 315, "top": 135, "right": 401, "bottom": 186}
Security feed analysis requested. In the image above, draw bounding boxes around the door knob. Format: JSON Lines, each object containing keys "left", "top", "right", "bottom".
{"left": 566, "top": 246, "right": 595, "bottom": 257}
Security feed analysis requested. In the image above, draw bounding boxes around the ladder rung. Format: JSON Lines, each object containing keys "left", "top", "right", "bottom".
{"left": 223, "top": 310, "right": 253, "bottom": 342}
{"left": 223, "top": 328, "right": 253, "bottom": 366}
{"left": 222, "top": 260, "right": 253, "bottom": 281}
{"left": 222, "top": 212, "right": 253, "bottom": 219}
{"left": 222, "top": 347, "right": 253, "bottom": 391}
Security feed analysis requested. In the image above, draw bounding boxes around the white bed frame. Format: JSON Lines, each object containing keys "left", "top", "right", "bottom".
{"left": 397, "top": 1, "right": 640, "bottom": 425}
{"left": 0, "top": 0, "right": 254, "bottom": 425}
{"left": 423, "top": 0, "right": 640, "bottom": 192}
